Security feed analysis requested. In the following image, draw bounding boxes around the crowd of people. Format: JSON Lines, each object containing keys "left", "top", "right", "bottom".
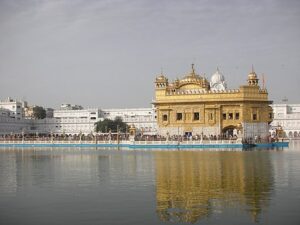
{"left": 0, "top": 132, "right": 247, "bottom": 142}
{"left": 0, "top": 132, "right": 281, "bottom": 143}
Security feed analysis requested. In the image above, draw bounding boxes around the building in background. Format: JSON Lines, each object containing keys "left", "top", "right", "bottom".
{"left": 0, "top": 98, "right": 29, "bottom": 135}
{"left": 270, "top": 104, "right": 300, "bottom": 138}
{"left": 24, "top": 105, "right": 34, "bottom": 119}
{"left": 0, "top": 100, "right": 158, "bottom": 136}
{"left": 52, "top": 105, "right": 101, "bottom": 135}
{"left": 0, "top": 97, "right": 23, "bottom": 120}
{"left": 101, "top": 107, "right": 157, "bottom": 134}
{"left": 0, "top": 116, "right": 33, "bottom": 135}
{"left": 60, "top": 104, "right": 83, "bottom": 110}
{"left": 45, "top": 108, "right": 54, "bottom": 118}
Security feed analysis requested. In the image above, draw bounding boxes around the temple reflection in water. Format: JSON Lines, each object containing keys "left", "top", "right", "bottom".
{"left": 154, "top": 151, "right": 274, "bottom": 223}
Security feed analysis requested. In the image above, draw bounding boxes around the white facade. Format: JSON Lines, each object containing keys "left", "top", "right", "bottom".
{"left": 53, "top": 108, "right": 101, "bottom": 135}
{"left": 0, "top": 116, "right": 32, "bottom": 135}
{"left": 271, "top": 104, "right": 300, "bottom": 138}
{"left": 0, "top": 98, "right": 158, "bottom": 135}
{"left": 101, "top": 108, "right": 157, "bottom": 134}
{"left": 32, "top": 118, "right": 61, "bottom": 134}
{"left": 0, "top": 97, "right": 23, "bottom": 120}
{"left": 243, "top": 122, "right": 269, "bottom": 139}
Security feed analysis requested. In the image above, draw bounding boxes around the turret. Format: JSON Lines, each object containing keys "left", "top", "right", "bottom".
{"left": 155, "top": 74, "right": 168, "bottom": 89}
{"left": 247, "top": 66, "right": 259, "bottom": 86}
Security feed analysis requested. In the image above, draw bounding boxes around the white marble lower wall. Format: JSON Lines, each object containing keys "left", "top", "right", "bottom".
{"left": 158, "top": 126, "right": 220, "bottom": 136}
{"left": 0, "top": 118, "right": 32, "bottom": 135}
{"left": 243, "top": 122, "right": 269, "bottom": 139}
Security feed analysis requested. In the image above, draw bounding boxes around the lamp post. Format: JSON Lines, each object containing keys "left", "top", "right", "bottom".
{"left": 21, "top": 129, "right": 25, "bottom": 143}
{"left": 108, "top": 129, "right": 111, "bottom": 143}
{"left": 236, "top": 123, "right": 243, "bottom": 143}
{"left": 117, "top": 125, "right": 120, "bottom": 144}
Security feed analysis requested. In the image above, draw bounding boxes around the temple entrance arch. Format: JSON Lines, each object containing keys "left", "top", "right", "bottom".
{"left": 283, "top": 132, "right": 287, "bottom": 138}
{"left": 222, "top": 125, "right": 237, "bottom": 139}
{"left": 294, "top": 131, "right": 298, "bottom": 138}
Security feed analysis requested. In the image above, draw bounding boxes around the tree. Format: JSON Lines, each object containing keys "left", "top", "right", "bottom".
{"left": 95, "top": 116, "right": 128, "bottom": 133}
{"left": 33, "top": 106, "right": 46, "bottom": 119}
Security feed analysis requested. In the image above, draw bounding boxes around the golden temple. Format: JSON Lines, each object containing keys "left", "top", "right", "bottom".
{"left": 153, "top": 64, "right": 273, "bottom": 139}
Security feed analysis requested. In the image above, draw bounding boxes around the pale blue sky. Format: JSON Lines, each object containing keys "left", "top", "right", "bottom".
{"left": 0, "top": 0, "right": 299, "bottom": 108}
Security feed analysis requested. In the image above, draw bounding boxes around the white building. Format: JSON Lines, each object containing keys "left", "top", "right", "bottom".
{"left": 271, "top": 104, "right": 300, "bottom": 138}
{"left": 0, "top": 97, "right": 23, "bottom": 120}
{"left": 0, "top": 99, "right": 158, "bottom": 136}
{"left": 0, "top": 116, "right": 32, "bottom": 135}
{"left": 101, "top": 107, "right": 157, "bottom": 134}
{"left": 31, "top": 118, "right": 61, "bottom": 135}
{"left": 53, "top": 107, "right": 101, "bottom": 135}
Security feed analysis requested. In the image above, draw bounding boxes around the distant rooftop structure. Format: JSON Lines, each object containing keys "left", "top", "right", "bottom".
{"left": 0, "top": 97, "right": 23, "bottom": 120}
{"left": 282, "top": 97, "right": 288, "bottom": 103}
{"left": 60, "top": 104, "right": 83, "bottom": 110}
{"left": 271, "top": 103, "right": 300, "bottom": 138}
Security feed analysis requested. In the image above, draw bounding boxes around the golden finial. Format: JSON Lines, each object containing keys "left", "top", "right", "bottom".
{"left": 262, "top": 73, "right": 265, "bottom": 89}
{"left": 191, "top": 63, "right": 195, "bottom": 76}
{"left": 161, "top": 67, "right": 163, "bottom": 75}
{"left": 251, "top": 64, "right": 255, "bottom": 73}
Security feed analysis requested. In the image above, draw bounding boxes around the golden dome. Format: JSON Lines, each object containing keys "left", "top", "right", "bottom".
{"left": 156, "top": 74, "right": 168, "bottom": 82}
{"left": 248, "top": 71, "right": 257, "bottom": 79}
{"left": 174, "top": 64, "right": 209, "bottom": 90}
{"left": 247, "top": 66, "right": 259, "bottom": 86}
{"left": 180, "top": 64, "right": 205, "bottom": 82}
{"left": 248, "top": 65, "right": 258, "bottom": 79}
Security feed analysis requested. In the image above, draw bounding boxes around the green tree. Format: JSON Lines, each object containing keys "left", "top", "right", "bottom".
{"left": 95, "top": 116, "right": 128, "bottom": 133}
{"left": 33, "top": 106, "right": 46, "bottom": 119}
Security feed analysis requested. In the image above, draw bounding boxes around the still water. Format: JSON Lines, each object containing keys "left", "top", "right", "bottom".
{"left": 0, "top": 142, "right": 300, "bottom": 225}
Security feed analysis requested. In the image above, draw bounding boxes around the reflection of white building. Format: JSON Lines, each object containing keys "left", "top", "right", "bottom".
{"left": 101, "top": 108, "right": 157, "bottom": 134}
{"left": 271, "top": 104, "right": 300, "bottom": 138}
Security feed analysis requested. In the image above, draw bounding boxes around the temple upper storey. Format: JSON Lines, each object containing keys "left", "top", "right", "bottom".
{"left": 154, "top": 64, "right": 269, "bottom": 103}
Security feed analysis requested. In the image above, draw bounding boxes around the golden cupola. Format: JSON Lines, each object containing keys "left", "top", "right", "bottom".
{"left": 247, "top": 66, "right": 259, "bottom": 86}
{"left": 175, "top": 64, "right": 209, "bottom": 90}
{"left": 155, "top": 73, "right": 168, "bottom": 89}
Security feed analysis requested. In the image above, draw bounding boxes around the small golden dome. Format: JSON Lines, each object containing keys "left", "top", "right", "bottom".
{"left": 156, "top": 74, "right": 168, "bottom": 82}
{"left": 248, "top": 71, "right": 257, "bottom": 79}
{"left": 248, "top": 65, "right": 258, "bottom": 79}
{"left": 181, "top": 64, "right": 205, "bottom": 82}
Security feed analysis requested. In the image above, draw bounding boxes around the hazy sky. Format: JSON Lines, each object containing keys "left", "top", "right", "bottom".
{"left": 0, "top": 0, "right": 299, "bottom": 108}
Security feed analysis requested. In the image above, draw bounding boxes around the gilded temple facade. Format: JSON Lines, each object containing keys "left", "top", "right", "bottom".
{"left": 153, "top": 65, "right": 273, "bottom": 139}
